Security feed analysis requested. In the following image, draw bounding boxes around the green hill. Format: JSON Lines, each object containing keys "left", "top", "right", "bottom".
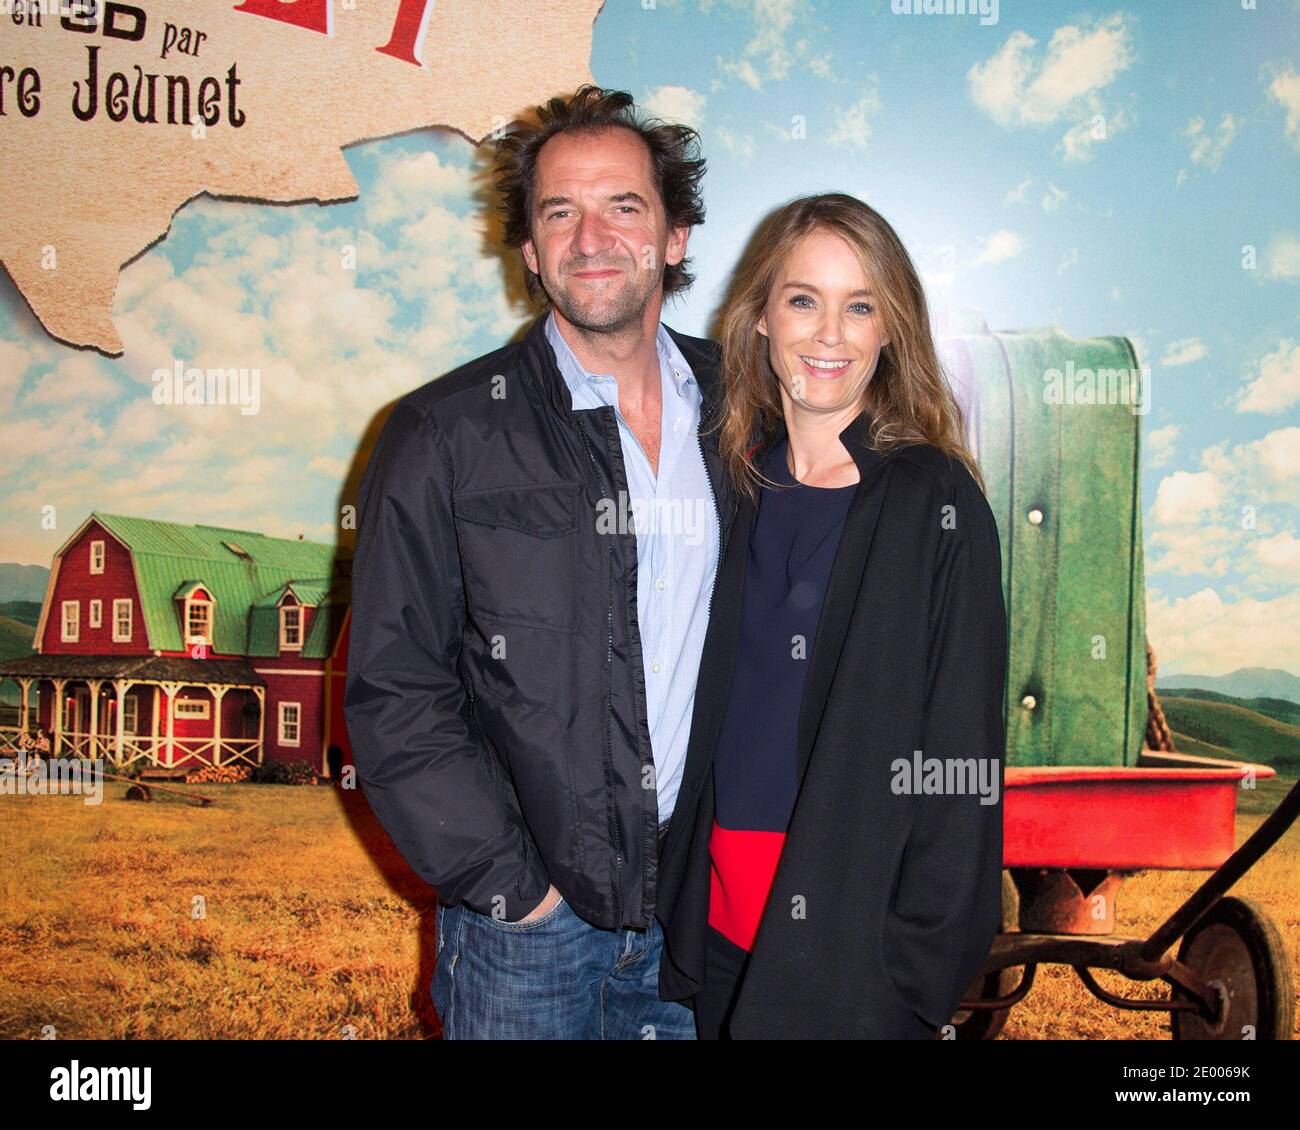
{"left": 0, "top": 600, "right": 41, "bottom": 628}
{"left": 0, "top": 614, "right": 36, "bottom": 660}
{"left": 1164, "top": 687, "right": 1300, "bottom": 728}
{"left": 1162, "top": 694, "right": 1300, "bottom": 775}
{"left": 0, "top": 614, "right": 37, "bottom": 706}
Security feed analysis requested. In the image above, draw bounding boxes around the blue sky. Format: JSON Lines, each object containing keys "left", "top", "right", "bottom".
{"left": 1, "top": 0, "right": 1297, "bottom": 675}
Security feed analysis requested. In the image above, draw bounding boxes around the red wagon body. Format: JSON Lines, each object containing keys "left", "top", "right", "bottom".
{"left": 1003, "top": 765, "right": 1277, "bottom": 872}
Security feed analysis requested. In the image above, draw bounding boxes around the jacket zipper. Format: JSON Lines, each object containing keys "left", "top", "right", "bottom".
{"left": 696, "top": 429, "right": 725, "bottom": 622}
{"left": 577, "top": 421, "right": 626, "bottom": 926}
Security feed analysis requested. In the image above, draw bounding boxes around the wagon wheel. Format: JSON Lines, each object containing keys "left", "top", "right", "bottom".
{"left": 949, "top": 870, "right": 1020, "bottom": 1040}
{"left": 124, "top": 783, "right": 152, "bottom": 802}
{"left": 1169, "top": 896, "right": 1295, "bottom": 1041}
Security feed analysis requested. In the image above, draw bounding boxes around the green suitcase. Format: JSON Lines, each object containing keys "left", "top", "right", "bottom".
{"left": 940, "top": 321, "right": 1149, "bottom": 768}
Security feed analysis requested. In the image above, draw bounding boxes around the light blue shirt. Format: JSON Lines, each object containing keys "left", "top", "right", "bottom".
{"left": 544, "top": 311, "right": 720, "bottom": 825}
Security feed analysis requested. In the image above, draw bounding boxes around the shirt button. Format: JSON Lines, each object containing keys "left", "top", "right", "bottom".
{"left": 652, "top": 660, "right": 661, "bottom": 673}
{"left": 656, "top": 578, "right": 665, "bottom": 590}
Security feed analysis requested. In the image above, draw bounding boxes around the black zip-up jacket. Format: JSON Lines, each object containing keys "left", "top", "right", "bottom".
{"left": 343, "top": 311, "right": 737, "bottom": 928}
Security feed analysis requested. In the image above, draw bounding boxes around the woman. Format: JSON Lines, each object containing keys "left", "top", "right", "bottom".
{"left": 656, "top": 193, "right": 1009, "bottom": 1039}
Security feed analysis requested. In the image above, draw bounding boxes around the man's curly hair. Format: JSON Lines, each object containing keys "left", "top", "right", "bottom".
{"left": 493, "top": 84, "right": 707, "bottom": 305}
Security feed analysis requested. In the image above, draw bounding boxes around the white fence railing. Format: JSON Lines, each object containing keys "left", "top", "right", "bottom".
{"left": 0, "top": 727, "right": 262, "bottom": 769}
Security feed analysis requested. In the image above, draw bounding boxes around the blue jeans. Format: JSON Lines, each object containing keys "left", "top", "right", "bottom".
{"left": 432, "top": 894, "right": 698, "bottom": 1039}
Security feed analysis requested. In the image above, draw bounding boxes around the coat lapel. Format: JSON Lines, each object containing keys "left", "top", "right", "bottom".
{"left": 674, "top": 488, "right": 755, "bottom": 820}
{"left": 673, "top": 409, "right": 895, "bottom": 824}
{"left": 792, "top": 412, "right": 894, "bottom": 791}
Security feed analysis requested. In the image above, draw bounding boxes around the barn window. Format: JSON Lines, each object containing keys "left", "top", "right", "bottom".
{"left": 61, "top": 600, "right": 79, "bottom": 642}
{"left": 278, "top": 701, "right": 301, "bottom": 746}
{"left": 89, "top": 599, "right": 102, "bottom": 628}
{"left": 280, "top": 604, "right": 302, "bottom": 650}
{"left": 174, "top": 698, "right": 211, "bottom": 719}
{"left": 90, "top": 540, "right": 105, "bottom": 574}
{"left": 122, "top": 693, "right": 139, "bottom": 735}
{"left": 112, "top": 599, "right": 132, "bottom": 642}
{"left": 186, "top": 598, "right": 213, "bottom": 645}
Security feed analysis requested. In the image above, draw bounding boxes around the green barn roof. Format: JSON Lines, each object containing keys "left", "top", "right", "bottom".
{"left": 89, "top": 513, "right": 350, "bottom": 660}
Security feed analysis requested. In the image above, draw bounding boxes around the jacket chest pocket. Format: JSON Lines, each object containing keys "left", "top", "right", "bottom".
{"left": 451, "top": 481, "right": 583, "bottom": 634}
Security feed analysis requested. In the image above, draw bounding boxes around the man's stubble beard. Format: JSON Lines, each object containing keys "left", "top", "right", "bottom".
{"left": 544, "top": 264, "right": 661, "bottom": 336}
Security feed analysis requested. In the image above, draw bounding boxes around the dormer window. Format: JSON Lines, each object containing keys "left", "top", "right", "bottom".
{"left": 176, "top": 585, "right": 215, "bottom": 651}
{"left": 90, "top": 540, "right": 105, "bottom": 574}
{"left": 186, "top": 597, "right": 213, "bottom": 646}
{"left": 280, "top": 604, "right": 302, "bottom": 650}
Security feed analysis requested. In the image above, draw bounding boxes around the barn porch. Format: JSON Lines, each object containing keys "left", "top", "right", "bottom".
{"left": 0, "top": 654, "right": 266, "bottom": 770}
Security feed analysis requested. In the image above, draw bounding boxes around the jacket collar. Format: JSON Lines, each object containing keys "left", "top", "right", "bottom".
{"left": 520, "top": 309, "right": 725, "bottom": 426}
{"left": 544, "top": 310, "right": 697, "bottom": 402}
{"left": 759, "top": 407, "right": 885, "bottom": 478}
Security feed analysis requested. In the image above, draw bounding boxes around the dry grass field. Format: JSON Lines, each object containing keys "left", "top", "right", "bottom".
{"left": 1, "top": 773, "right": 1296, "bottom": 1040}
{"left": 0, "top": 779, "right": 441, "bottom": 1040}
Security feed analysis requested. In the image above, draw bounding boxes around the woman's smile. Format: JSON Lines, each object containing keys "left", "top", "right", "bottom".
{"left": 797, "top": 354, "right": 854, "bottom": 379}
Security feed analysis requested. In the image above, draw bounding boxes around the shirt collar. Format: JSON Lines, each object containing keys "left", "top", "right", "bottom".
{"left": 544, "top": 310, "right": 696, "bottom": 402}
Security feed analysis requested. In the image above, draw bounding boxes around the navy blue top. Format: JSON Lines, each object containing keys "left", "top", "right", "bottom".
{"left": 712, "top": 434, "right": 858, "bottom": 833}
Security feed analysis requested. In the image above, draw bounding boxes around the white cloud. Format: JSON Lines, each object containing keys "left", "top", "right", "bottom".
{"left": 714, "top": 55, "right": 762, "bottom": 91}
{"left": 1041, "top": 184, "right": 1068, "bottom": 212}
{"left": 973, "top": 229, "right": 1023, "bottom": 265}
{"left": 362, "top": 149, "right": 472, "bottom": 226}
{"left": 1252, "top": 531, "right": 1300, "bottom": 583}
{"left": 712, "top": 124, "right": 756, "bottom": 160}
{"left": 967, "top": 16, "right": 1135, "bottom": 128}
{"left": 1148, "top": 587, "right": 1300, "bottom": 675}
{"left": 1267, "top": 66, "right": 1300, "bottom": 151}
{"left": 1147, "top": 522, "right": 1236, "bottom": 578}
{"left": 1177, "top": 114, "right": 1240, "bottom": 183}
{"left": 1144, "top": 423, "right": 1181, "bottom": 469}
{"left": 1250, "top": 427, "right": 1300, "bottom": 490}
{"left": 1152, "top": 469, "right": 1226, "bottom": 526}
{"left": 0, "top": 338, "right": 33, "bottom": 417}
{"left": 710, "top": 0, "right": 828, "bottom": 91}
{"left": 21, "top": 352, "right": 123, "bottom": 408}
{"left": 1060, "top": 106, "right": 1131, "bottom": 162}
{"left": 1263, "top": 232, "right": 1300, "bottom": 281}
{"left": 734, "top": 0, "right": 801, "bottom": 82}
{"left": 1004, "top": 177, "right": 1034, "bottom": 204}
{"left": 826, "top": 91, "right": 882, "bottom": 151}
{"left": 1145, "top": 430, "right": 1300, "bottom": 586}
{"left": 1159, "top": 337, "right": 1207, "bottom": 368}
{"left": 1236, "top": 339, "right": 1300, "bottom": 414}
{"left": 641, "top": 85, "right": 707, "bottom": 130}
{"left": 1199, "top": 429, "right": 1300, "bottom": 509}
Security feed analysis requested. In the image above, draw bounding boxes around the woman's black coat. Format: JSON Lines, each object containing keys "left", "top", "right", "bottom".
{"left": 656, "top": 410, "right": 1009, "bottom": 1038}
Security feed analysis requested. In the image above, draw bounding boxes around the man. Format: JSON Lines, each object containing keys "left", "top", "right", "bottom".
{"left": 343, "top": 85, "right": 737, "bottom": 1039}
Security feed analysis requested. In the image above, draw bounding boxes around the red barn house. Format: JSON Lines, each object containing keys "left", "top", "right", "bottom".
{"left": 0, "top": 512, "right": 353, "bottom": 775}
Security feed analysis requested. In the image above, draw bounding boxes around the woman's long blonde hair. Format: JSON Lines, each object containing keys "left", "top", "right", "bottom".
{"left": 711, "top": 193, "right": 984, "bottom": 503}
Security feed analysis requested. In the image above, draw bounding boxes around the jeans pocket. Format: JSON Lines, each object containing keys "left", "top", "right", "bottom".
{"left": 478, "top": 893, "right": 567, "bottom": 932}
